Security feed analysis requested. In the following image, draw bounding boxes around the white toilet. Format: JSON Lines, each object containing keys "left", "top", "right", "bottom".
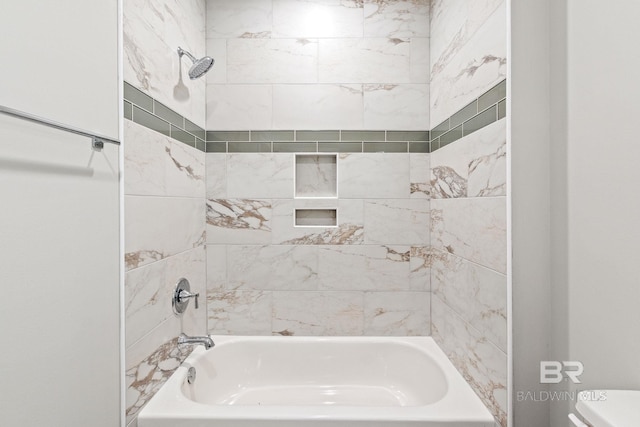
{"left": 569, "top": 390, "right": 640, "bottom": 427}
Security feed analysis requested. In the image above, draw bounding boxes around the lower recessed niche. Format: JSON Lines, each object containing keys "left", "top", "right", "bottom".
{"left": 295, "top": 209, "right": 337, "bottom": 227}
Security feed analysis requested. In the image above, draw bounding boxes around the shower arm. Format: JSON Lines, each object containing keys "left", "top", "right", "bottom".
{"left": 177, "top": 47, "right": 196, "bottom": 63}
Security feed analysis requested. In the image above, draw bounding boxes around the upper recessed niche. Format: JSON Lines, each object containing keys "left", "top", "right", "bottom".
{"left": 295, "top": 154, "right": 337, "bottom": 198}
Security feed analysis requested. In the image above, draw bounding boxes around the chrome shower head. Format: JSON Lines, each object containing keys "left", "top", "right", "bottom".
{"left": 178, "top": 47, "right": 214, "bottom": 80}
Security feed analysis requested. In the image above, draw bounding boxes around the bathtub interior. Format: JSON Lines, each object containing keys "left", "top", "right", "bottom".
{"left": 139, "top": 336, "right": 495, "bottom": 427}
{"left": 181, "top": 338, "right": 448, "bottom": 407}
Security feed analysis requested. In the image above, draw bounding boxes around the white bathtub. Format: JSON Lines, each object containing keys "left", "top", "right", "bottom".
{"left": 138, "top": 336, "right": 494, "bottom": 427}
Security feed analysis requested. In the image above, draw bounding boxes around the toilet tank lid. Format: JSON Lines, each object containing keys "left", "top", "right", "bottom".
{"left": 575, "top": 390, "right": 640, "bottom": 427}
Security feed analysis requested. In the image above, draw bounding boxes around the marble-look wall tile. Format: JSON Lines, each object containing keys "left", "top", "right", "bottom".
{"left": 206, "top": 0, "right": 430, "bottom": 131}
{"left": 317, "top": 245, "right": 413, "bottom": 291}
{"left": 166, "top": 248, "right": 208, "bottom": 338}
{"left": 125, "top": 0, "right": 208, "bottom": 414}
{"left": 272, "top": 84, "right": 364, "bottom": 130}
{"left": 431, "top": 249, "right": 506, "bottom": 351}
{"left": 227, "top": 245, "right": 319, "bottom": 290}
{"left": 410, "top": 246, "right": 431, "bottom": 291}
{"left": 125, "top": 246, "right": 206, "bottom": 347}
{"left": 272, "top": 199, "right": 364, "bottom": 245}
{"left": 206, "top": 85, "right": 272, "bottom": 130}
{"left": 272, "top": 291, "right": 364, "bottom": 336}
{"left": 228, "top": 38, "right": 318, "bottom": 84}
{"left": 364, "top": 199, "right": 430, "bottom": 245}
{"left": 364, "top": 0, "right": 430, "bottom": 38}
{"left": 364, "top": 291, "right": 430, "bottom": 335}
{"left": 124, "top": 120, "right": 164, "bottom": 196}
{"left": 126, "top": 336, "right": 188, "bottom": 425}
{"left": 272, "top": 0, "right": 364, "bottom": 38}
{"left": 206, "top": 199, "right": 272, "bottom": 244}
{"left": 124, "top": 120, "right": 205, "bottom": 198}
{"left": 339, "top": 153, "right": 410, "bottom": 199}
{"left": 467, "top": 120, "right": 507, "bottom": 197}
{"left": 207, "top": 290, "right": 272, "bottom": 335}
{"left": 427, "top": 4, "right": 508, "bottom": 416}
{"left": 126, "top": 260, "right": 165, "bottom": 347}
{"left": 410, "top": 38, "right": 430, "bottom": 84}
{"left": 206, "top": 0, "right": 272, "bottom": 39}
{"left": 363, "top": 84, "right": 430, "bottom": 130}
{"left": 431, "top": 118, "right": 506, "bottom": 199}
{"left": 206, "top": 244, "right": 226, "bottom": 292}
{"left": 431, "top": 296, "right": 507, "bottom": 427}
{"left": 201, "top": 1, "right": 433, "bottom": 340}
{"left": 319, "top": 38, "right": 412, "bottom": 84}
{"left": 124, "top": 0, "right": 206, "bottom": 126}
{"left": 206, "top": 153, "right": 227, "bottom": 199}
{"left": 410, "top": 153, "right": 431, "bottom": 199}
{"left": 430, "top": 5, "right": 506, "bottom": 126}
{"left": 431, "top": 162, "right": 467, "bottom": 199}
{"left": 125, "top": 196, "right": 206, "bottom": 270}
{"left": 125, "top": 315, "right": 189, "bottom": 425}
{"left": 431, "top": 197, "right": 506, "bottom": 273}
{"left": 430, "top": 0, "right": 504, "bottom": 79}
{"left": 205, "top": 38, "right": 227, "bottom": 84}
{"left": 227, "top": 153, "right": 294, "bottom": 198}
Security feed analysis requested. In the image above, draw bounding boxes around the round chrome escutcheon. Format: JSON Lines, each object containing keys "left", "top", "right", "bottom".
{"left": 187, "top": 367, "right": 196, "bottom": 384}
{"left": 172, "top": 278, "right": 191, "bottom": 315}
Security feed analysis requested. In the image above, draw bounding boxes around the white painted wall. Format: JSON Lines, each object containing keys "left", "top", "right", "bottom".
{"left": 548, "top": 1, "right": 571, "bottom": 425}
{"left": 0, "top": 116, "right": 121, "bottom": 426}
{"left": 564, "top": 0, "right": 640, "bottom": 419}
{"left": 510, "top": 0, "right": 554, "bottom": 425}
{"left": 0, "top": 1, "right": 121, "bottom": 426}
{"left": 0, "top": 1, "right": 119, "bottom": 139}
{"left": 512, "top": 1, "right": 640, "bottom": 426}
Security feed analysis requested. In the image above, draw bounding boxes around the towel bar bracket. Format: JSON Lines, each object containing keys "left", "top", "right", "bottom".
{"left": 92, "top": 139, "right": 105, "bottom": 151}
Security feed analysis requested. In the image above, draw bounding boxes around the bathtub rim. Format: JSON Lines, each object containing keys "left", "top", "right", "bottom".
{"left": 138, "top": 335, "right": 494, "bottom": 424}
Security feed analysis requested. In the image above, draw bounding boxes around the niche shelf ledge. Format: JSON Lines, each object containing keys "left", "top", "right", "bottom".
{"left": 295, "top": 209, "right": 337, "bottom": 227}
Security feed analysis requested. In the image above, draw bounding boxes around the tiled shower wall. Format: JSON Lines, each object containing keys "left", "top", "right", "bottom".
{"left": 203, "top": 0, "right": 433, "bottom": 336}
{"left": 429, "top": 1, "right": 508, "bottom": 426}
{"left": 429, "top": 0, "right": 506, "bottom": 125}
{"left": 124, "top": 0, "right": 207, "bottom": 127}
{"left": 205, "top": 152, "right": 431, "bottom": 335}
{"left": 205, "top": 0, "right": 430, "bottom": 130}
{"left": 123, "top": 121, "right": 206, "bottom": 425}
{"left": 123, "top": 0, "right": 207, "bottom": 425}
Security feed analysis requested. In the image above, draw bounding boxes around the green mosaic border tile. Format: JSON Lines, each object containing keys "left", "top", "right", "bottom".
{"left": 124, "top": 79, "right": 507, "bottom": 154}
{"left": 124, "top": 81, "right": 206, "bottom": 152}
{"left": 429, "top": 79, "right": 507, "bottom": 151}
{"left": 206, "top": 132, "right": 431, "bottom": 153}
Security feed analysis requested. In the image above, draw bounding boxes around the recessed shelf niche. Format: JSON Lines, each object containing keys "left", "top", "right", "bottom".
{"left": 295, "top": 154, "right": 337, "bottom": 198}
{"left": 295, "top": 209, "right": 337, "bottom": 227}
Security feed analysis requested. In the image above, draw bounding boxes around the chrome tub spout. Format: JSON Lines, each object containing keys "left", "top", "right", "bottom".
{"left": 178, "top": 333, "right": 215, "bottom": 350}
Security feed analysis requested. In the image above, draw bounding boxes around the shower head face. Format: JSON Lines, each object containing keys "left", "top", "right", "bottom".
{"left": 178, "top": 47, "right": 215, "bottom": 79}
{"left": 188, "top": 56, "right": 215, "bottom": 80}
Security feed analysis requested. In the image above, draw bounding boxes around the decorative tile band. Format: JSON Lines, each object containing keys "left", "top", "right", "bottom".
{"left": 124, "top": 82, "right": 206, "bottom": 151}
{"left": 430, "top": 80, "right": 506, "bottom": 151}
{"left": 123, "top": 79, "right": 506, "bottom": 154}
{"left": 206, "top": 130, "right": 430, "bottom": 154}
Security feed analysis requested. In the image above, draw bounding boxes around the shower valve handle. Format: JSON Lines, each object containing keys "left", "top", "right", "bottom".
{"left": 178, "top": 289, "right": 199, "bottom": 309}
